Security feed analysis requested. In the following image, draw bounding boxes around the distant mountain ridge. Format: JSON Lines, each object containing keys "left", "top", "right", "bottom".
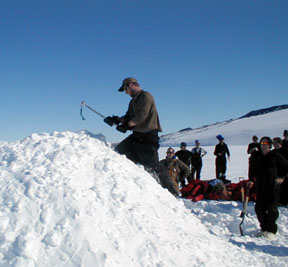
{"left": 160, "top": 104, "right": 288, "bottom": 146}
{"left": 239, "top": 104, "right": 288, "bottom": 119}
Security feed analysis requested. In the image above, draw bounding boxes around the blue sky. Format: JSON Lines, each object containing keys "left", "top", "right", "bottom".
{"left": 1, "top": 0, "right": 287, "bottom": 143}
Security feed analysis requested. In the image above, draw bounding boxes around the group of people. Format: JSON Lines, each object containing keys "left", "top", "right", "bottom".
{"left": 161, "top": 134, "right": 231, "bottom": 192}
{"left": 104, "top": 77, "right": 288, "bottom": 239}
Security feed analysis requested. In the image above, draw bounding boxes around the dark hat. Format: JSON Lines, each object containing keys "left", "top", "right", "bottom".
{"left": 118, "top": 77, "right": 138, "bottom": 92}
{"left": 195, "top": 140, "right": 200, "bottom": 144}
{"left": 216, "top": 134, "right": 224, "bottom": 141}
{"left": 180, "top": 142, "right": 187, "bottom": 147}
{"left": 252, "top": 135, "right": 258, "bottom": 140}
{"left": 284, "top": 129, "right": 288, "bottom": 135}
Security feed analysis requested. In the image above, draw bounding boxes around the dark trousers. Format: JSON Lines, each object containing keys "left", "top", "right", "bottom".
{"left": 115, "top": 131, "right": 159, "bottom": 170}
{"left": 255, "top": 196, "right": 279, "bottom": 234}
{"left": 215, "top": 157, "right": 227, "bottom": 179}
{"left": 192, "top": 164, "right": 202, "bottom": 180}
{"left": 248, "top": 157, "right": 257, "bottom": 181}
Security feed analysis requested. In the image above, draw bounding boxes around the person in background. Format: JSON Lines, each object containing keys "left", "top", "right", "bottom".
{"left": 175, "top": 142, "right": 192, "bottom": 168}
{"left": 254, "top": 136, "right": 288, "bottom": 239}
{"left": 247, "top": 135, "right": 261, "bottom": 182}
{"left": 191, "top": 140, "right": 207, "bottom": 180}
{"left": 272, "top": 137, "right": 288, "bottom": 160}
{"left": 282, "top": 130, "right": 288, "bottom": 149}
{"left": 214, "top": 134, "right": 230, "bottom": 183}
{"left": 159, "top": 147, "right": 190, "bottom": 196}
{"left": 272, "top": 137, "right": 288, "bottom": 205}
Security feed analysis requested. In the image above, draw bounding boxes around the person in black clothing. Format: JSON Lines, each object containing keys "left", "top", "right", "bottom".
{"left": 175, "top": 142, "right": 192, "bottom": 182}
{"left": 175, "top": 142, "right": 192, "bottom": 168}
{"left": 282, "top": 129, "right": 288, "bottom": 149}
{"left": 254, "top": 136, "right": 288, "bottom": 238}
{"left": 272, "top": 137, "right": 288, "bottom": 205}
{"left": 191, "top": 140, "right": 207, "bottom": 180}
{"left": 247, "top": 135, "right": 261, "bottom": 182}
{"left": 214, "top": 135, "right": 230, "bottom": 182}
{"left": 272, "top": 137, "right": 288, "bottom": 160}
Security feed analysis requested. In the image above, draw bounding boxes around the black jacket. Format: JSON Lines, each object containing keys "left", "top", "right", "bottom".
{"left": 214, "top": 143, "right": 230, "bottom": 159}
{"left": 175, "top": 150, "right": 192, "bottom": 167}
{"left": 247, "top": 142, "right": 261, "bottom": 158}
{"left": 255, "top": 151, "right": 288, "bottom": 198}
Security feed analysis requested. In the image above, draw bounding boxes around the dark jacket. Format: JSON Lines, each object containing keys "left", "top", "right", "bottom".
{"left": 122, "top": 90, "right": 162, "bottom": 133}
{"left": 214, "top": 143, "right": 230, "bottom": 160}
{"left": 247, "top": 142, "right": 261, "bottom": 158}
{"left": 191, "top": 147, "right": 207, "bottom": 166}
{"left": 255, "top": 151, "right": 288, "bottom": 198}
{"left": 271, "top": 148, "right": 288, "bottom": 177}
{"left": 175, "top": 150, "right": 192, "bottom": 167}
{"left": 282, "top": 139, "right": 288, "bottom": 149}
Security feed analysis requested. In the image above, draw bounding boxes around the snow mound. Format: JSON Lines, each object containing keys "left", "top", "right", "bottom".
{"left": 0, "top": 131, "right": 257, "bottom": 266}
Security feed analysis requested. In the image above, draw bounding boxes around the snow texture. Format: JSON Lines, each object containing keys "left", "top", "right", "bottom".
{"left": 0, "top": 130, "right": 287, "bottom": 267}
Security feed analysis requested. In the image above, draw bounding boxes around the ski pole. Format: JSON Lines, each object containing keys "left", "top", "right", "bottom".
{"left": 239, "top": 186, "right": 250, "bottom": 236}
{"left": 80, "top": 101, "right": 106, "bottom": 120}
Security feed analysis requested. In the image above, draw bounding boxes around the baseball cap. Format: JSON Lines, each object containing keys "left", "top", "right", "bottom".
{"left": 118, "top": 77, "right": 138, "bottom": 92}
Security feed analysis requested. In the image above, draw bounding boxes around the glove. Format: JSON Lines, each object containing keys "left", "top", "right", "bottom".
{"left": 116, "top": 122, "right": 133, "bottom": 133}
{"left": 104, "top": 116, "right": 120, "bottom": 126}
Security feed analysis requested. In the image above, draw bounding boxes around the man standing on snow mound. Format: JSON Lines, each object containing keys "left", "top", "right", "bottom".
{"left": 214, "top": 134, "right": 230, "bottom": 183}
{"left": 104, "top": 77, "right": 162, "bottom": 171}
{"left": 253, "top": 136, "right": 288, "bottom": 239}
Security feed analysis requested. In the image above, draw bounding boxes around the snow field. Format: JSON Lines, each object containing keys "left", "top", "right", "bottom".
{"left": 0, "top": 131, "right": 287, "bottom": 266}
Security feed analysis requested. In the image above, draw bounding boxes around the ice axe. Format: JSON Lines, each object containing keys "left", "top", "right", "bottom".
{"left": 239, "top": 177, "right": 245, "bottom": 207}
{"left": 239, "top": 181, "right": 250, "bottom": 236}
{"left": 80, "top": 101, "right": 106, "bottom": 121}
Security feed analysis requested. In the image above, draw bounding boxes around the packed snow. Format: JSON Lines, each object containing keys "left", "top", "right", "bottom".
{"left": 0, "top": 131, "right": 288, "bottom": 267}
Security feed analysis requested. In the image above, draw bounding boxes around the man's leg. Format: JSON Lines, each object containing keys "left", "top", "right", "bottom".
{"left": 266, "top": 205, "right": 279, "bottom": 234}
{"left": 115, "top": 135, "right": 140, "bottom": 164}
{"left": 196, "top": 164, "right": 202, "bottom": 179}
{"left": 133, "top": 141, "right": 159, "bottom": 170}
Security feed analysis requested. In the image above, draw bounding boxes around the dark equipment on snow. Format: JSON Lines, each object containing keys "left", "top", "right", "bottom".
{"left": 239, "top": 178, "right": 250, "bottom": 236}
{"left": 80, "top": 101, "right": 106, "bottom": 121}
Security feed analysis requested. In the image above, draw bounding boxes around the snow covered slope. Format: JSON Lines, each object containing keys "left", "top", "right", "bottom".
{"left": 0, "top": 131, "right": 287, "bottom": 266}
{"left": 160, "top": 108, "right": 288, "bottom": 146}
